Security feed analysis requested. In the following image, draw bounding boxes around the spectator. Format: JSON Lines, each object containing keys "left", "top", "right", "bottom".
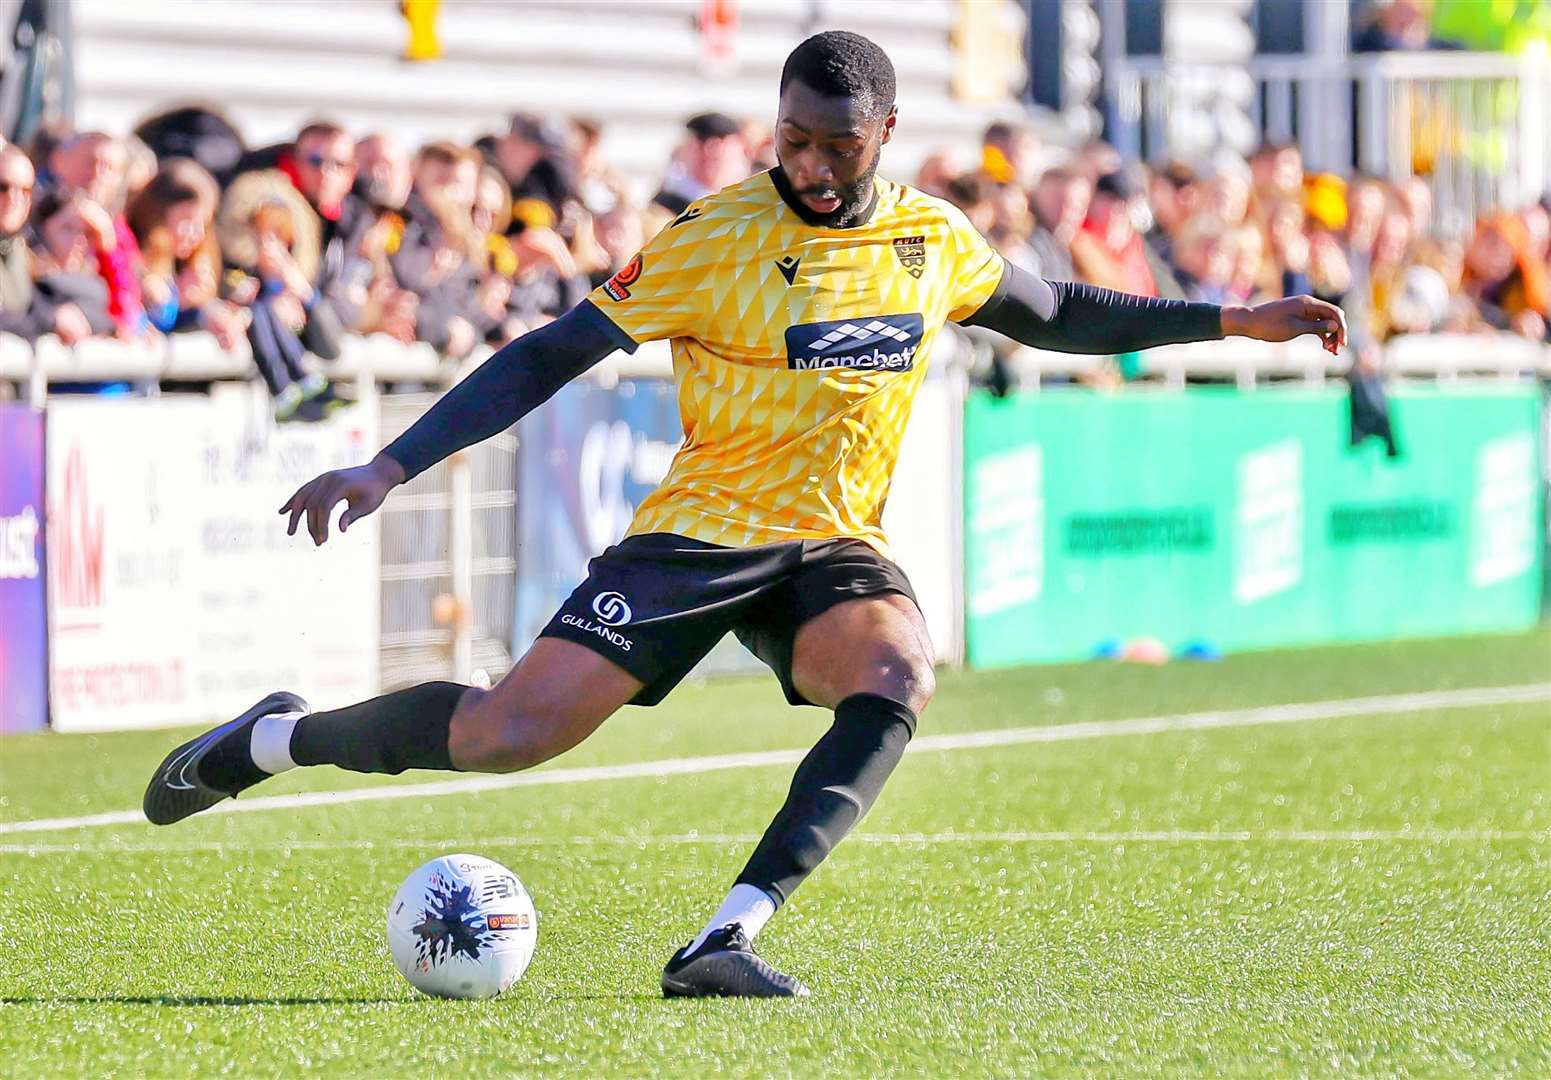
{"left": 28, "top": 189, "right": 118, "bottom": 341}
{"left": 275, "top": 121, "right": 372, "bottom": 335}
{"left": 1145, "top": 160, "right": 1199, "bottom": 273}
{"left": 944, "top": 172, "right": 998, "bottom": 236}
{"left": 914, "top": 148, "right": 970, "bottom": 200}
{"left": 1268, "top": 201, "right": 1314, "bottom": 297}
{"left": 1249, "top": 142, "right": 1303, "bottom": 205}
{"left": 1226, "top": 224, "right": 1269, "bottom": 304}
{"left": 1461, "top": 212, "right": 1549, "bottom": 339}
{"left": 1028, "top": 167, "right": 1091, "bottom": 281}
{"left": 48, "top": 131, "right": 147, "bottom": 337}
{"left": 124, "top": 136, "right": 158, "bottom": 205}
{"left": 981, "top": 121, "right": 1040, "bottom": 188}
{"left": 392, "top": 140, "right": 483, "bottom": 358}
{"left": 0, "top": 144, "right": 83, "bottom": 342}
{"left": 1361, "top": 207, "right": 1416, "bottom": 339}
{"left": 653, "top": 111, "right": 747, "bottom": 215}
{"left": 1172, "top": 215, "right": 1234, "bottom": 304}
{"left": 591, "top": 197, "right": 645, "bottom": 285}
{"left": 1354, "top": 0, "right": 1437, "bottom": 52}
{"left": 355, "top": 132, "right": 412, "bottom": 216}
{"left": 217, "top": 170, "right": 341, "bottom": 420}
{"left": 571, "top": 117, "right": 628, "bottom": 215}
{"left": 1345, "top": 177, "right": 1389, "bottom": 265}
{"left": 498, "top": 113, "right": 576, "bottom": 216}
{"left": 1075, "top": 139, "right": 1122, "bottom": 181}
{"left": 1071, "top": 172, "right": 1158, "bottom": 296}
{"left": 1307, "top": 224, "right": 1355, "bottom": 305}
{"left": 1202, "top": 159, "right": 1252, "bottom": 229}
{"left": 126, "top": 164, "right": 246, "bottom": 349}
{"left": 743, "top": 119, "right": 777, "bottom": 173}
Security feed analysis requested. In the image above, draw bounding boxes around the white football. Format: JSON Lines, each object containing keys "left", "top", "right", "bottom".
{"left": 386, "top": 853, "right": 538, "bottom": 999}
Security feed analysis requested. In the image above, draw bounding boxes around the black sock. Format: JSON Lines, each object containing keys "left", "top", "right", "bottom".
{"left": 735, "top": 693, "right": 916, "bottom": 906}
{"left": 288, "top": 682, "right": 468, "bottom": 774}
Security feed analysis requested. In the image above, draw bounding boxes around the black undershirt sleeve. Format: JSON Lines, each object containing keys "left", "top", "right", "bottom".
{"left": 960, "top": 259, "right": 1225, "bottom": 354}
{"left": 383, "top": 300, "right": 636, "bottom": 481}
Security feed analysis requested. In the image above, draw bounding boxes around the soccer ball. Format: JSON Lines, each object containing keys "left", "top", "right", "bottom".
{"left": 386, "top": 853, "right": 538, "bottom": 999}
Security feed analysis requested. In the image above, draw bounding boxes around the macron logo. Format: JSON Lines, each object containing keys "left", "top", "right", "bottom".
{"left": 785, "top": 314, "right": 924, "bottom": 373}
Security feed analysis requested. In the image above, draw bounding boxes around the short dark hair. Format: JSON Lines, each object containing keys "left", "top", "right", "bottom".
{"left": 779, "top": 31, "right": 896, "bottom": 120}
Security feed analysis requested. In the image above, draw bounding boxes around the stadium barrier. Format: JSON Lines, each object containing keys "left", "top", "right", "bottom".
{"left": 41, "top": 390, "right": 380, "bottom": 732}
{"left": 2, "top": 330, "right": 1546, "bottom": 732}
{"left": 963, "top": 383, "right": 1545, "bottom": 667}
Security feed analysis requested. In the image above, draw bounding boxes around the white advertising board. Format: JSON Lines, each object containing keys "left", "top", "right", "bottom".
{"left": 882, "top": 375, "right": 964, "bottom": 664}
{"left": 47, "top": 392, "right": 379, "bottom": 731}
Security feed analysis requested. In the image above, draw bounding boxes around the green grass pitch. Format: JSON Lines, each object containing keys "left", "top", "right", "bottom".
{"left": 2, "top": 627, "right": 1548, "bottom": 1077}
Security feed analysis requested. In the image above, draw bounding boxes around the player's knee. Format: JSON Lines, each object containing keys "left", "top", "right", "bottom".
{"left": 862, "top": 647, "right": 935, "bottom": 713}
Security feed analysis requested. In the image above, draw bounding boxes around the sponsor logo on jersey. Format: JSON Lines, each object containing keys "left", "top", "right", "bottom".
{"left": 603, "top": 253, "right": 643, "bottom": 301}
{"left": 775, "top": 254, "right": 801, "bottom": 285}
{"left": 785, "top": 314, "right": 925, "bottom": 372}
{"left": 892, "top": 234, "right": 926, "bottom": 278}
{"left": 559, "top": 613, "right": 634, "bottom": 651}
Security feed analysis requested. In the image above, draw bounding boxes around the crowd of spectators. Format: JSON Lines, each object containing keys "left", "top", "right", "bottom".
{"left": 0, "top": 103, "right": 1546, "bottom": 417}
{"left": 931, "top": 123, "right": 1551, "bottom": 367}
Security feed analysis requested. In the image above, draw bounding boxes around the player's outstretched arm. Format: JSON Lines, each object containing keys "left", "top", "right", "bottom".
{"left": 279, "top": 300, "right": 631, "bottom": 546}
{"left": 961, "top": 260, "right": 1346, "bottom": 356}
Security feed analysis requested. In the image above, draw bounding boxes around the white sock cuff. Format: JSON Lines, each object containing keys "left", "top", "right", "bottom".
{"left": 250, "top": 712, "right": 303, "bottom": 775}
{"left": 688, "top": 883, "right": 778, "bottom": 954}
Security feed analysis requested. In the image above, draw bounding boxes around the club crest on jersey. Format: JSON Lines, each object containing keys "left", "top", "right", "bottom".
{"left": 785, "top": 314, "right": 925, "bottom": 373}
{"left": 892, "top": 235, "right": 926, "bottom": 278}
{"left": 603, "top": 253, "right": 643, "bottom": 301}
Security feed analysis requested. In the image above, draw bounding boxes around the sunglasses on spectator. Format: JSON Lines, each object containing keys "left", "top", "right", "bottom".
{"left": 305, "top": 152, "right": 353, "bottom": 171}
{"left": 0, "top": 180, "right": 33, "bottom": 197}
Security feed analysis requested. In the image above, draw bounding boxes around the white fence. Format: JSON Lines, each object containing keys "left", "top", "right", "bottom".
{"left": 1112, "top": 51, "right": 1551, "bottom": 235}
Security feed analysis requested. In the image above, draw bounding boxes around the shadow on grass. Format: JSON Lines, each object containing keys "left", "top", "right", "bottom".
{"left": 1, "top": 990, "right": 668, "bottom": 1007}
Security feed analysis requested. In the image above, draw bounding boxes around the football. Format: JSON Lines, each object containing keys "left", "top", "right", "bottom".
{"left": 386, "top": 853, "right": 538, "bottom": 999}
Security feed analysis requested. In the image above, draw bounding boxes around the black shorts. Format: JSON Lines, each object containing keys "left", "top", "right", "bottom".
{"left": 539, "top": 532, "right": 918, "bottom": 707}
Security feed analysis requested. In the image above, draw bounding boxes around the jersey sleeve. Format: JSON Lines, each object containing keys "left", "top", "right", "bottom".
{"left": 585, "top": 212, "right": 707, "bottom": 347}
{"left": 944, "top": 206, "right": 1009, "bottom": 324}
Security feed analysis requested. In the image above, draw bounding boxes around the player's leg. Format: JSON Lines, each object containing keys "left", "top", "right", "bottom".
{"left": 713, "top": 594, "right": 931, "bottom": 927}
{"left": 664, "top": 545, "right": 931, "bottom": 998}
{"left": 143, "top": 637, "right": 644, "bottom": 826}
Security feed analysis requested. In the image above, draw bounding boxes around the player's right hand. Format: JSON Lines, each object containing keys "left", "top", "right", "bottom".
{"left": 280, "top": 453, "right": 406, "bottom": 546}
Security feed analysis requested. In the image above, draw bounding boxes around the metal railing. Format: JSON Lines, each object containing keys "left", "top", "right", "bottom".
{"left": 1111, "top": 51, "right": 1551, "bottom": 234}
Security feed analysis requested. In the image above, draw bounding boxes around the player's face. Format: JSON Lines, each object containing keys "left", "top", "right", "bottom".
{"left": 775, "top": 80, "right": 895, "bottom": 228}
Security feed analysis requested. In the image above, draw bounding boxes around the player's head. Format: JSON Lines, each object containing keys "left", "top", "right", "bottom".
{"left": 776, "top": 30, "right": 896, "bottom": 228}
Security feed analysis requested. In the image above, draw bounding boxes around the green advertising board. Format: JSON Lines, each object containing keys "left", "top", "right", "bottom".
{"left": 963, "top": 386, "right": 1544, "bottom": 667}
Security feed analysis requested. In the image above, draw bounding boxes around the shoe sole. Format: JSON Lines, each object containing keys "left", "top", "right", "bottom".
{"left": 142, "top": 691, "right": 308, "bottom": 826}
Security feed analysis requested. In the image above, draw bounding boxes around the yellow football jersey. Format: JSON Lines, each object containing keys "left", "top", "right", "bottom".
{"left": 588, "top": 169, "right": 1005, "bottom": 556}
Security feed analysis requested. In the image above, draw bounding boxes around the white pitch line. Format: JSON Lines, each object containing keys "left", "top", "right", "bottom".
{"left": 2, "top": 828, "right": 1546, "bottom": 856}
{"left": 3, "top": 681, "right": 1547, "bottom": 838}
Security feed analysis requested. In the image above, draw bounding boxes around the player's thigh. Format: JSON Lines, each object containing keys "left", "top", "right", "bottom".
{"left": 789, "top": 593, "right": 936, "bottom": 713}
{"left": 449, "top": 636, "right": 644, "bottom": 771}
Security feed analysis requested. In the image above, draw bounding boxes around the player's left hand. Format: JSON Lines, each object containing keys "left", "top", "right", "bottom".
{"left": 1222, "top": 296, "right": 1348, "bottom": 355}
